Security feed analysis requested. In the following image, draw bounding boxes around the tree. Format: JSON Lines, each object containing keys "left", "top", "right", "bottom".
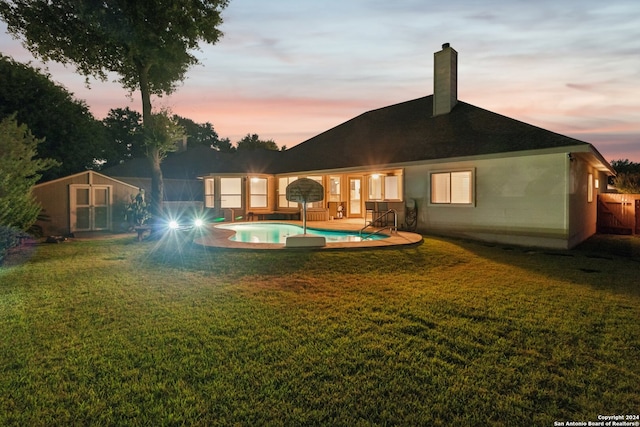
{"left": 236, "top": 133, "right": 279, "bottom": 151}
{"left": 0, "top": 55, "right": 109, "bottom": 181}
{"left": 0, "top": 115, "right": 59, "bottom": 230}
{"left": 610, "top": 159, "right": 640, "bottom": 194}
{"left": 102, "top": 107, "right": 146, "bottom": 167}
{"left": 0, "top": 0, "right": 229, "bottom": 216}
{"left": 143, "top": 109, "right": 186, "bottom": 163}
{"left": 173, "top": 114, "right": 234, "bottom": 152}
{"left": 610, "top": 159, "right": 640, "bottom": 175}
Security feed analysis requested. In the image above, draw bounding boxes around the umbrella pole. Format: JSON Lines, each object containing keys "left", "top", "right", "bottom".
{"left": 302, "top": 202, "right": 307, "bottom": 234}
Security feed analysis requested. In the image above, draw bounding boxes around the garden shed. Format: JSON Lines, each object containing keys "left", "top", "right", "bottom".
{"left": 32, "top": 170, "right": 141, "bottom": 236}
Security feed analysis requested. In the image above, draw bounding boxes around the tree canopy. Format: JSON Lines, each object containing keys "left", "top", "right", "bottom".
{"left": 0, "top": 55, "right": 109, "bottom": 181}
{"left": 0, "top": 0, "right": 229, "bottom": 216}
{"left": 610, "top": 159, "right": 640, "bottom": 194}
{"left": 174, "top": 115, "right": 234, "bottom": 152}
{"left": 0, "top": 1, "right": 228, "bottom": 97}
{"left": 0, "top": 115, "right": 59, "bottom": 230}
{"left": 143, "top": 109, "right": 186, "bottom": 162}
{"left": 101, "top": 107, "right": 146, "bottom": 168}
{"left": 236, "top": 133, "right": 280, "bottom": 151}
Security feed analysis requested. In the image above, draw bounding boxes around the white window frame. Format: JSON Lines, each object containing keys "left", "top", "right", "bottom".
{"left": 430, "top": 170, "right": 474, "bottom": 205}
{"left": 220, "top": 177, "right": 242, "bottom": 208}
{"left": 384, "top": 174, "right": 402, "bottom": 201}
{"left": 367, "top": 172, "right": 403, "bottom": 201}
{"left": 249, "top": 177, "right": 268, "bottom": 208}
{"left": 278, "top": 176, "right": 299, "bottom": 208}
{"left": 305, "top": 176, "right": 324, "bottom": 208}
{"left": 329, "top": 176, "right": 341, "bottom": 202}
{"left": 368, "top": 175, "right": 383, "bottom": 200}
{"left": 204, "top": 178, "right": 215, "bottom": 208}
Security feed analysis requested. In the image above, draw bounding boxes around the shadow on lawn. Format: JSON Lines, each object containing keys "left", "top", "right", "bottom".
{"left": 457, "top": 233, "right": 640, "bottom": 297}
{"left": 575, "top": 234, "right": 640, "bottom": 260}
{"left": 143, "top": 230, "right": 640, "bottom": 297}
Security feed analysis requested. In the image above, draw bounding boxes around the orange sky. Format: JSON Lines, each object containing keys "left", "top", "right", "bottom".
{"left": 2, "top": 0, "right": 639, "bottom": 162}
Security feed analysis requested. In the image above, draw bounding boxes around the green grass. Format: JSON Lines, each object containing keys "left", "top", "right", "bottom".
{"left": 1, "top": 233, "right": 639, "bottom": 426}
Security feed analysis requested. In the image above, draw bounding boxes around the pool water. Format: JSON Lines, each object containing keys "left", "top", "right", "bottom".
{"left": 216, "top": 223, "right": 387, "bottom": 244}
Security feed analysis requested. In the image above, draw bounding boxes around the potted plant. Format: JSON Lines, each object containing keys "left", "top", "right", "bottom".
{"left": 125, "top": 189, "right": 151, "bottom": 240}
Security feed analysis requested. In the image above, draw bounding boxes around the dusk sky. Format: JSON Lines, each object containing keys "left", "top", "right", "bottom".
{"left": 1, "top": 0, "right": 639, "bottom": 162}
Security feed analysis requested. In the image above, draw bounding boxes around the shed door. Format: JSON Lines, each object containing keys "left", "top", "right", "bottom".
{"left": 70, "top": 185, "right": 111, "bottom": 232}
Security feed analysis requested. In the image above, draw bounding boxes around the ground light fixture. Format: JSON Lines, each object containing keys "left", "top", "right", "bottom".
{"left": 164, "top": 215, "right": 207, "bottom": 232}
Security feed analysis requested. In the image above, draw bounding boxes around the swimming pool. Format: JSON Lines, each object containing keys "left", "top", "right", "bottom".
{"left": 215, "top": 223, "right": 388, "bottom": 244}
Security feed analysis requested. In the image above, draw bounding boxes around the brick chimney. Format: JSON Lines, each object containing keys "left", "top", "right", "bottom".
{"left": 433, "top": 43, "right": 458, "bottom": 116}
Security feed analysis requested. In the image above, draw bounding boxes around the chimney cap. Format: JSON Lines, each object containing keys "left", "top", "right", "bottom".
{"left": 442, "top": 42, "right": 450, "bottom": 49}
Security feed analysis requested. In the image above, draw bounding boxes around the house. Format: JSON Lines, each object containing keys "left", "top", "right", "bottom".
{"left": 199, "top": 44, "right": 614, "bottom": 249}
{"left": 32, "top": 170, "right": 141, "bottom": 236}
{"left": 31, "top": 44, "right": 614, "bottom": 248}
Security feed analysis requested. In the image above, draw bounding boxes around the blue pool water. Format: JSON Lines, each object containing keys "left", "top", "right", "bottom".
{"left": 216, "top": 223, "right": 387, "bottom": 244}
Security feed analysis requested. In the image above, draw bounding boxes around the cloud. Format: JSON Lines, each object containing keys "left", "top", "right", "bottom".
{"left": 2, "top": 1, "right": 640, "bottom": 162}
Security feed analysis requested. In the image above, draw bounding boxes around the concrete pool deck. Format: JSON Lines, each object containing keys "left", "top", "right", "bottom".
{"left": 193, "top": 219, "right": 423, "bottom": 250}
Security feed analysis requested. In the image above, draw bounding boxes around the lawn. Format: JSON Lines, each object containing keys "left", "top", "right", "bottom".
{"left": 1, "top": 233, "right": 639, "bottom": 426}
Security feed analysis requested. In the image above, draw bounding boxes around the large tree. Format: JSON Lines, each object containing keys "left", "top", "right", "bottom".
{"left": 0, "top": 55, "right": 109, "bottom": 181}
{"left": 0, "top": 0, "right": 229, "bottom": 215}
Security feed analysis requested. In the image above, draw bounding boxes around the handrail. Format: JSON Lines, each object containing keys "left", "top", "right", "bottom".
{"left": 360, "top": 209, "right": 397, "bottom": 238}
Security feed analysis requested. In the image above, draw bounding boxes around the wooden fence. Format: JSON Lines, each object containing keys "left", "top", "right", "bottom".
{"left": 597, "top": 194, "right": 640, "bottom": 235}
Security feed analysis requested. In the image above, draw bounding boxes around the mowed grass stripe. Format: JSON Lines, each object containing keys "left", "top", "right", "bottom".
{"left": 0, "top": 234, "right": 638, "bottom": 426}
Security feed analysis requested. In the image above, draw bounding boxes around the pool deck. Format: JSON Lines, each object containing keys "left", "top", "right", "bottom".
{"left": 193, "top": 219, "right": 423, "bottom": 250}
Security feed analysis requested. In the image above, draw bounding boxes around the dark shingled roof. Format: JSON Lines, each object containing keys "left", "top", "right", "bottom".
{"left": 274, "top": 96, "right": 592, "bottom": 173}
{"left": 103, "top": 95, "right": 599, "bottom": 178}
{"left": 101, "top": 147, "right": 285, "bottom": 179}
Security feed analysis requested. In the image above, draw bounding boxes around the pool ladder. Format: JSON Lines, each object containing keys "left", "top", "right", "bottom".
{"left": 360, "top": 209, "right": 398, "bottom": 239}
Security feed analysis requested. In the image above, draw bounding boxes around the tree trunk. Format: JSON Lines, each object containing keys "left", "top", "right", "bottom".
{"left": 138, "top": 64, "right": 164, "bottom": 219}
{"left": 148, "top": 145, "right": 164, "bottom": 219}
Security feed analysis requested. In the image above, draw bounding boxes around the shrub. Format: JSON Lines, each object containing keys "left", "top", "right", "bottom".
{"left": 0, "top": 225, "right": 31, "bottom": 264}
{"left": 613, "top": 172, "right": 640, "bottom": 194}
{"left": 0, "top": 115, "right": 59, "bottom": 230}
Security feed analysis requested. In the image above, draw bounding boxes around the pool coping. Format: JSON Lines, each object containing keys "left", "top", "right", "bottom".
{"left": 193, "top": 220, "right": 423, "bottom": 250}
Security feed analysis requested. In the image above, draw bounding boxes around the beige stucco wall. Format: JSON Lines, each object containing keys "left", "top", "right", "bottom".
{"left": 566, "top": 156, "right": 606, "bottom": 248}
{"left": 404, "top": 152, "right": 577, "bottom": 248}
{"left": 197, "top": 150, "right": 606, "bottom": 248}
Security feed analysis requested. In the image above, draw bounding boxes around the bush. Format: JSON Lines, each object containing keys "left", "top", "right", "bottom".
{"left": 613, "top": 172, "right": 640, "bottom": 194}
{"left": 0, "top": 225, "right": 31, "bottom": 264}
